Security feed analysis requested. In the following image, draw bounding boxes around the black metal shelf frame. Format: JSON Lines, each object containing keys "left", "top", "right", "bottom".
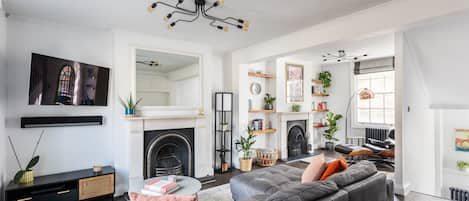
{"left": 214, "top": 92, "right": 234, "bottom": 174}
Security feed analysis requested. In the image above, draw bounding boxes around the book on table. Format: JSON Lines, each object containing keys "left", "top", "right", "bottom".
{"left": 142, "top": 179, "right": 181, "bottom": 195}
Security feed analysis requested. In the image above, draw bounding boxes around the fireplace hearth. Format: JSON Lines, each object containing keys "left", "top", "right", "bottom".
{"left": 144, "top": 128, "right": 194, "bottom": 179}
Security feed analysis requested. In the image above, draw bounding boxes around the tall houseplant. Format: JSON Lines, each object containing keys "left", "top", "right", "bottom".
{"left": 264, "top": 93, "right": 276, "bottom": 110}
{"left": 237, "top": 126, "right": 256, "bottom": 172}
{"left": 119, "top": 94, "right": 142, "bottom": 116}
{"left": 323, "top": 112, "right": 343, "bottom": 150}
{"left": 318, "top": 71, "right": 332, "bottom": 93}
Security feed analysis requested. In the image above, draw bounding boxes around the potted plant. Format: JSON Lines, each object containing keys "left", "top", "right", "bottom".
{"left": 457, "top": 161, "right": 469, "bottom": 172}
{"left": 264, "top": 93, "right": 276, "bottom": 110}
{"left": 323, "top": 112, "right": 343, "bottom": 151}
{"left": 292, "top": 104, "right": 301, "bottom": 112}
{"left": 318, "top": 71, "right": 332, "bottom": 93}
{"left": 9, "top": 130, "right": 44, "bottom": 184}
{"left": 119, "top": 94, "right": 142, "bottom": 116}
{"left": 236, "top": 126, "right": 256, "bottom": 172}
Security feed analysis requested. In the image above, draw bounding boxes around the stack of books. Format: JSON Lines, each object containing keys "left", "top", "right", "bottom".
{"left": 141, "top": 179, "right": 181, "bottom": 196}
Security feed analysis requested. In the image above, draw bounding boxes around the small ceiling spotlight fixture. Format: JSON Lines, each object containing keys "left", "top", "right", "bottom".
{"left": 137, "top": 60, "right": 160, "bottom": 67}
{"left": 147, "top": 0, "right": 250, "bottom": 32}
{"left": 322, "top": 50, "right": 368, "bottom": 62}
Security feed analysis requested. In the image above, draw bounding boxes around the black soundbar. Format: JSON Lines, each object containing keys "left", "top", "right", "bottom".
{"left": 21, "top": 116, "right": 103, "bottom": 128}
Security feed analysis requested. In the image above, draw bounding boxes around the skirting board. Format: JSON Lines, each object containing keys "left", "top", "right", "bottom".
{"left": 395, "top": 183, "right": 411, "bottom": 196}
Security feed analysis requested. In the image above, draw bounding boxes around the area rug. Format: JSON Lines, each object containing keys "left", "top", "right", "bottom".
{"left": 198, "top": 184, "right": 233, "bottom": 201}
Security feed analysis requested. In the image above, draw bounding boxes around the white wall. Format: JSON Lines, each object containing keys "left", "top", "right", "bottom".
{"left": 5, "top": 16, "right": 114, "bottom": 182}
{"left": 400, "top": 33, "right": 436, "bottom": 195}
{"left": 112, "top": 30, "right": 223, "bottom": 195}
{"left": 0, "top": 2, "right": 7, "bottom": 200}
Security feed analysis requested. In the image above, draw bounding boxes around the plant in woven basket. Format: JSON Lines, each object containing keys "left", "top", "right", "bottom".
{"left": 9, "top": 130, "right": 44, "bottom": 184}
{"left": 236, "top": 126, "right": 257, "bottom": 172}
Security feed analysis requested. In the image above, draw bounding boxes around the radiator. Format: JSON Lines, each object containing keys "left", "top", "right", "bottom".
{"left": 450, "top": 187, "right": 469, "bottom": 201}
{"left": 365, "top": 128, "right": 389, "bottom": 143}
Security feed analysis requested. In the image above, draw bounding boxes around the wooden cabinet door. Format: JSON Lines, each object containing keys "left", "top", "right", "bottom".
{"left": 78, "top": 174, "right": 114, "bottom": 200}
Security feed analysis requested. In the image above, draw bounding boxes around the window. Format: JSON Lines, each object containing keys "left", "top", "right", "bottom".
{"left": 353, "top": 71, "right": 395, "bottom": 127}
{"left": 56, "top": 65, "right": 75, "bottom": 105}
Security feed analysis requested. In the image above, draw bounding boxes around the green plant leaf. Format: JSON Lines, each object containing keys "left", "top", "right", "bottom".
{"left": 26, "top": 156, "right": 40, "bottom": 170}
{"left": 13, "top": 170, "right": 26, "bottom": 184}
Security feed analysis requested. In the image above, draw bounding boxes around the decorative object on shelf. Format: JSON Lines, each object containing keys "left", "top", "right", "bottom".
{"left": 318, "top": 71, "right": 332, "bottom": 93}
{"left": 345, "top": 88, "right": 374, "bottom": 143}
{"left": 221, "top": 122, "right": 230, "bottom": 131}
{"left": 148, "top": 0, "right": 250, "bottom": 32}
{"left": 9, "top": 130, "right": 45, "bottom": 184}
{"left": 292, "top": 104, "right": 301, "bottom": 112}
{"left": 250, "top": 82, "right": 262, "bottom": 95}
{"left": 248, "top": 99, "right": 252, "bottom": 111}
{"left": 322, "top": 50, "right": 368, "bottom": 62}
{"left": 457, "top": 161, "right": 469, "bottom": 172}
{"left": 455, "top": 129, "right": 469, "bottom": 152}
{"left": 119, "top": 94, "right": 142, "bottom": 116}
{"left": 256, "top": 149, "right": 278, "bottom": 167}
{"left": 236, "top": 126, "right": 256, "bottom": 172}
{"left": 286, "top": 63, "right": 304, "bottom": 103}
{"left": 214, "top": 92, "right": 233, "bottom": 174}
{"left": 251, "top": 119, "right": 264, "bottom": 130}
{"left": 93, "top": 165, "right": 103, "bottom": 173}
{"left": 323, "top": 112, "right": 343, "bottom": 151}
{"left": 264, "top": 93, "right": 276, "bottom": 110}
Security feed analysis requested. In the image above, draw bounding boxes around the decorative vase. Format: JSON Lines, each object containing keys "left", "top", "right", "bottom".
{"left": 325, "top": 141, "right": 335, "bottom": 151}
{"left": 239, "top": 158, "right": 253, "bottom": 172}
{"left": 264, "top": 104, "right": 273, "bottom": 110}
{"left": 19, "top": 170, "right": 34, "bottom": 184}
{"left": 125, "top": 108, "right": 136, "bottom": 116}
{"left": 222, "top": 162, "right": 229, "bottom": 172}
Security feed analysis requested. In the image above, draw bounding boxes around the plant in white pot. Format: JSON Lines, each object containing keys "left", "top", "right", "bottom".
{"left": 236, "top": 126, "right": 256, "bottom": 172}
{"left": 457, "top": 160, "right": 469, "bottom": 172}
{"left": 323, "top": 112, "right": 343, "bottom": 151}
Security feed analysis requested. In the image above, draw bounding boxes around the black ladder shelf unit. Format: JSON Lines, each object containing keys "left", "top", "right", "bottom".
{"left": 214, "top": 92, "right": 234, "bottom": 174}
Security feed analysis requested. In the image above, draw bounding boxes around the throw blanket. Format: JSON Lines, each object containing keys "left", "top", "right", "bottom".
{"left": 129, "top": 192, "right": 197, "bottom": 201}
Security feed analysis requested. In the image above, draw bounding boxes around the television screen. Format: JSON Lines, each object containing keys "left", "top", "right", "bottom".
{"left": 28, "top": 53, "right": 110, "bottom": 106}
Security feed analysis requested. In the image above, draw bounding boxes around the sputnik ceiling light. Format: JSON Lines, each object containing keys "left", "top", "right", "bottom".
{"left": 322, "top": 50, "right": 368, "bottom": 62}
{"left": 147, "top": 0, "right": 250, "bottom": 32}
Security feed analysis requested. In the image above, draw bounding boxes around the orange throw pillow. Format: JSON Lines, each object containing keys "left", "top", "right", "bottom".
{"left": 319, "top": 158, "right": 348, "bottom": 181}
{"left": 301, "top": 154, "right": 327, "bottom": 183}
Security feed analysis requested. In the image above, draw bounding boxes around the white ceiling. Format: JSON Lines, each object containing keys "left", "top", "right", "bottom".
{"left": 136, "top": 49, "right": 198, "bottom": 73}
{"left": 404, "top": 10, "right": 469, "bottom": 107}
{"left": 3, "top": 0, "right": 392, "bottom": 52}
{"left": 286, "top": 33, "right": 395, "bottom": 63}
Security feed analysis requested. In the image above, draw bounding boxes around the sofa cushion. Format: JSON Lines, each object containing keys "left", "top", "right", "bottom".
{"left": 266, "top": 181, "right": 339, "bottom": 201}
{"left": 301, "top": 154, "right": 327, "bottom": 183}
{"left": 326, "top": 160, "right": 377, "bottom": 187}
{"left": 319, "top": 158, "right": 348, "bottom": 181}
{"left": 230, "top": 164, "right": 303, "bottom": 201}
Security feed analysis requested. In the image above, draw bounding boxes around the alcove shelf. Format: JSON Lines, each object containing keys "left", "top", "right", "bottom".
{"left": 251, "top": 129, "right": 277, "bottom": 134}
{"left": 248, "top": 109, "right": 276, "bottom": 113}
{"left": 248, "top": 72, "right": 275, "bottom": 79}
{"left": 312, "top": 93, "right": 330, "bottom": 97}
{"left": 311, "top": 80, "right": 324, "bottom": 84}
{"left": 312, "top": 109, "right": 329, "bottom": 113}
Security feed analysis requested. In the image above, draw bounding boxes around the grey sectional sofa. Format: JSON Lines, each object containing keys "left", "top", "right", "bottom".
{"left": 230, "top": 161, "right": 394, "bottom": 201}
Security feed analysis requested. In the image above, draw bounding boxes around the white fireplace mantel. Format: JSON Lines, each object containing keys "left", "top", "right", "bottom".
{"left": 277, "top": 112, "right": 313, "bottom": 160}
{"left": 125, "top": 114, "right": 212, "bottom": 191}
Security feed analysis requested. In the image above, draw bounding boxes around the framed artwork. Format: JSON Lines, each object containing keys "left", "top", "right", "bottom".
{"left": 455, "top": 129, "right": 469, "bottom": 152}
{"left": 286, "top": 63, "right": 304, "bottom": 103}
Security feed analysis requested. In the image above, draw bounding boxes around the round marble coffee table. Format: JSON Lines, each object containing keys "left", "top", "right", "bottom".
{"left": 141, "top": 176, "right": 202, "bottom": 196}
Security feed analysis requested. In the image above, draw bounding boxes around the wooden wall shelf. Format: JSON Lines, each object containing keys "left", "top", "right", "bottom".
{"left": 312, "top": 93, "right": 330, "bottom": 97}
{"left": 251, "top": 129, "right": 277, "bottom": 134}
{"left": 311, "top": 80, "right": 324, "bottom": 84}
{"left": 248, "top": 72, "right": 275, "bottom": 79}
{"left": 312, "top": 109, "right": 329, "bottom": 112}
{"left": 313, "top": 124, "right": 326, "bottom": 128}
{"left": 249, "top": 110, "right": 276, "bottom": 113}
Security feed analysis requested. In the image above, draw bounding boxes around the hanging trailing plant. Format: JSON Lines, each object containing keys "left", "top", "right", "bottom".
{"left": 319, "top": 71, "right": 332, "bottom": 89}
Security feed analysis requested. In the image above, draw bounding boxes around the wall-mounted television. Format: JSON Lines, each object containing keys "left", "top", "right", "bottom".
{"left": 28, "top": 53, "right": 110, "bottom": 106}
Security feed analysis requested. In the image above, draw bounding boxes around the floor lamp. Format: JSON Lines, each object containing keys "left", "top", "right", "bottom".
{"left": 345, "top": 88, "right": 375, "bottom": 144}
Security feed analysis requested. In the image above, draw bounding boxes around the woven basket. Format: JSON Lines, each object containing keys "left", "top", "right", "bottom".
{"left": 256, "top": 149, "right": 278, "bottom": 167}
